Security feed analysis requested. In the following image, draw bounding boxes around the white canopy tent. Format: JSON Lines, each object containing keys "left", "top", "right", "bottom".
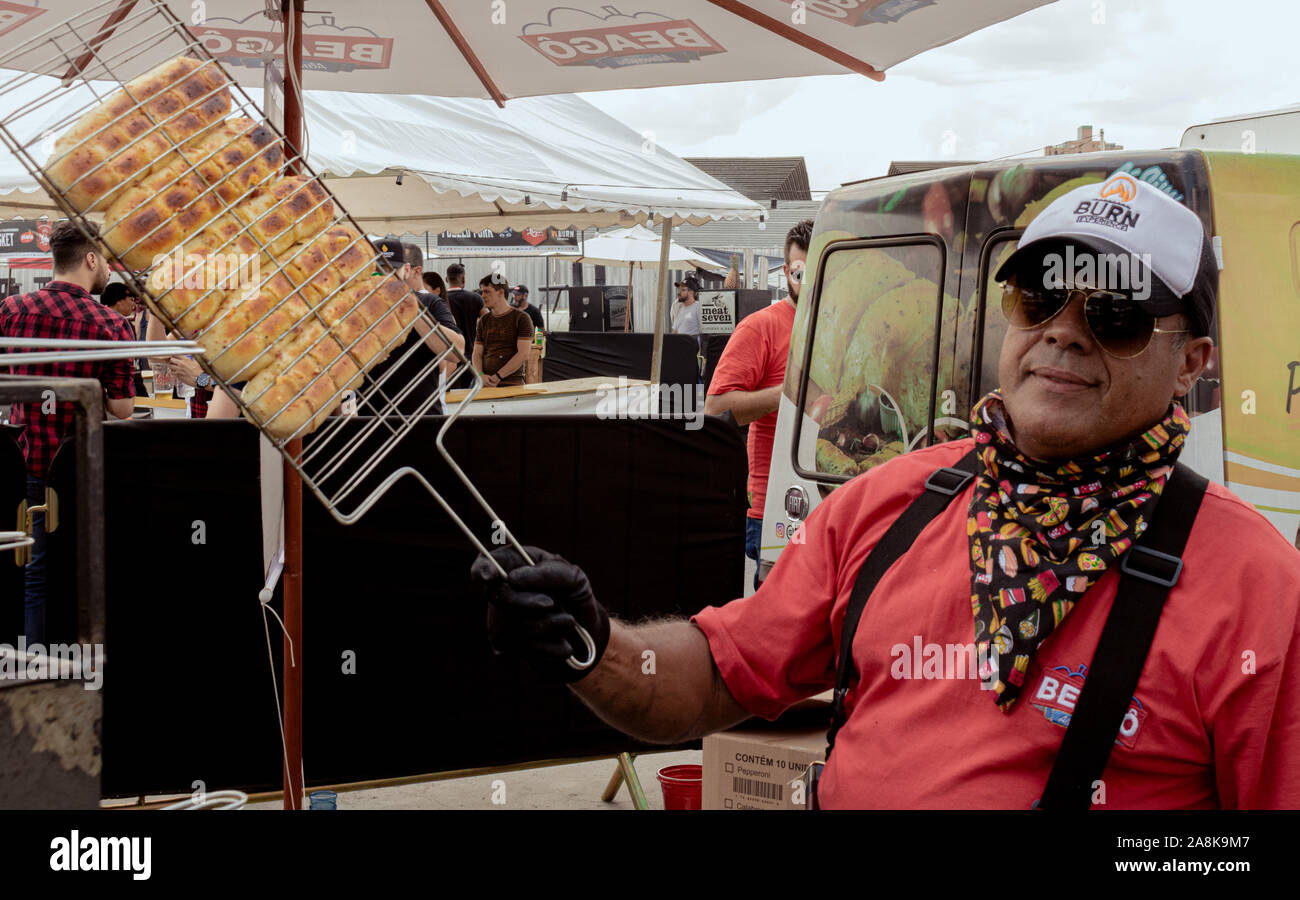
{"left": 0, "top": 85, "right": 761, "bottom": 231}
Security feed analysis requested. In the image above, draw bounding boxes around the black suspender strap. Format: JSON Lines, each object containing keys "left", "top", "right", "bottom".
{"left": 1035, "top": 461, "right": 1208, "bottom": 810}
{"left": 824, "top": 448, "right": 980, "bottom": 758}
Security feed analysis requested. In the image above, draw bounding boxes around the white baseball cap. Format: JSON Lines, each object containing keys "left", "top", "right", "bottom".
{"left": 995, "top": 174, "right": 1218, "bottom": 336}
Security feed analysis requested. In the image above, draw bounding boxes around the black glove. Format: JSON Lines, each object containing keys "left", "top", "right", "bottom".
{"left": 470, "top": 545, "right": 611, "bottom": 683}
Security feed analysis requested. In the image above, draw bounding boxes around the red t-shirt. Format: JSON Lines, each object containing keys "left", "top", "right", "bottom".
{"left": 707, "top": 299, "right": 796, "bottom": 519}
{"left": 692, "top": 439, "right": 1300, "bottom": 809}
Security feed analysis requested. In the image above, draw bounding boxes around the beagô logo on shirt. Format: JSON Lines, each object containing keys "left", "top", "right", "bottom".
{"left": 1031, "top": 664, "right": 1148, "bottom": 748}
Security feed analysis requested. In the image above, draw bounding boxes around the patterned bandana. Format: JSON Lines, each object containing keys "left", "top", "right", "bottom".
{"left": 967, "top": 391, "right": 1190, "bottom": 710}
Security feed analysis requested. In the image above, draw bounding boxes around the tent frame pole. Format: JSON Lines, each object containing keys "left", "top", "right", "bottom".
{"left": 649, "top": 216, "right": 672, "bottom": 385}
{"left": 281, "top": 0, "right": 305, "bottom": 813}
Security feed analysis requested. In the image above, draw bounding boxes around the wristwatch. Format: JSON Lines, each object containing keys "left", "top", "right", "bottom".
{"left": 196, "top": 372, "right": 212, "bottom": 389}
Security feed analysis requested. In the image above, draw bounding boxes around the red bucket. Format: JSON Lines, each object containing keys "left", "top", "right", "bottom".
{"left": 656, "top": 764, "right": 702, "bottom": 810}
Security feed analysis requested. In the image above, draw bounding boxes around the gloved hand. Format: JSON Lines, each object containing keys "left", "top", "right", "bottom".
{"left": 470, "top": 545, "right": 611, "bottom": 683}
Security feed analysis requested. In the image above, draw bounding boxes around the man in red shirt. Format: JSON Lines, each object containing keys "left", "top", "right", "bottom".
{"left": 705, "top": 220, "right": 812, "bottom": 590}
{"left": 472, "top": 181, "right": 1300, "bottom": 808}
{"left": 1, "top": 221, "right": 135, "bottom": 644}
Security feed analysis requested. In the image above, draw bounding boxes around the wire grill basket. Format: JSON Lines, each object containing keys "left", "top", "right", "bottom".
{"left": 0, "top": 0, "right": 466, "bottom": 519}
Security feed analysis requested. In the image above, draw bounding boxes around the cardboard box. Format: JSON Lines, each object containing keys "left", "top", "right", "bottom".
{"left": 703, "top": 713, "right": 828, "bottom": 811}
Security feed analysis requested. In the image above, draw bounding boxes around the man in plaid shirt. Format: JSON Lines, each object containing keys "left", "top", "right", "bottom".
{"left": 1, "top": 221, "right": 135, "bottom": 644}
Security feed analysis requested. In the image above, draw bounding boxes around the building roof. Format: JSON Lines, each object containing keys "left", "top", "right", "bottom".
{"left": 886, "top": 160, "right": 984, "bottom": 177}
{"left": 683, "top": 157, "right": 812, "bottom": 203}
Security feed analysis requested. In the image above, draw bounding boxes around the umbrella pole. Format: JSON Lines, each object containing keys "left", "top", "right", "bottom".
{"left": 649, "top": 217, "right": 672, "bottom": 384}
{"left": 281, "top": 0, "right": 305, "bottom": 812}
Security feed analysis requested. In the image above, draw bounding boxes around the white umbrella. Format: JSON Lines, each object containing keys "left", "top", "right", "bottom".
{"left": 560, "top": 223, "right": 724, "bottom": 333}
{"left": 567, "top": 224, "right": 722, "bottom": 270}
{"left": 0, "top": 1, "right": 1056, "bottom": 101}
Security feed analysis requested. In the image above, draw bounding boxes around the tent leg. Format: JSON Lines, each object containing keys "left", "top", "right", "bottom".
{"left": 624, "top": 262, "right": 634, "bottom": 333}
{"left": 649, "top": 217, "right": 672, "bottom": 385}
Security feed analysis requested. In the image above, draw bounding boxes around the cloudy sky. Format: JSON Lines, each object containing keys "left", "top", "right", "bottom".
{"left": 578, "top": 0, "right": 1299, "bottom": 192}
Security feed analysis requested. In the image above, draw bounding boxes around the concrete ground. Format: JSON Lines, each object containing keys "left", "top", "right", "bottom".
{"left": 244, "top": 749, "right": 701, "bottom": 810}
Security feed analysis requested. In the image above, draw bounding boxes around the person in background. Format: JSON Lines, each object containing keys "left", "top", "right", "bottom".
{"left": 423, "top": 270, "right": 447, "bottom": 300}
{"left": 512, "top": 284, "right": 545, "bottom": 384}
{"left": 0, "top": 221, "right": 135, "bottom": 644}
{"left": 473, "top": 273, "right": 534, "bottom": 388}
{"left": 704, "top": 219, "right": 812, "bottom": 590}
{"left": 99, "top": 281, "right": 138, "bottom": 320}
{"left": 512, "top": 284, "right": 545, "bottom": 333}
{"left": 445, "top": 263, "right": 483, "bottom": 344}
{"left": 101, "top": 281, "right": 149, "bottom": 396}
{"left": 401, "top": 244, "right": 462, "bottom": 350}
{"left": 670, "top": 274, "right": 701, "bottom": 338}
{"left": 168, "top": 354, "right": 214, "bottom": 418}
{"left": 400, "top": 241, "right": 465, "bottom": 389}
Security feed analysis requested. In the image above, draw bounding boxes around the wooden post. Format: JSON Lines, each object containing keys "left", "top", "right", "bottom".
{"left": 624, "top": 261, "right": 634, "bottom": 333}
{"left": 649, "top": 217, "right": 672, "bottom": 385}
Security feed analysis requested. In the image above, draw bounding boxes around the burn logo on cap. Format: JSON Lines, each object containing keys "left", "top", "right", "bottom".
{"left": 1072, "top": 175, "right": 1143, "bottom": 233}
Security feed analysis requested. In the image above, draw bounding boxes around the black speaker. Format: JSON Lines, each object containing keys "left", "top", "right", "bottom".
{"left": 569, "top": 286, "right": 605, "bottom": 331}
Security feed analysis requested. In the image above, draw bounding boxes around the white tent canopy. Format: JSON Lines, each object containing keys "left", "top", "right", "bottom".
{"left": 563, "top": 224, "right": 722, "bottom": 271}
{"left": 0, "top": 81, "right": 761, "bottom": 230}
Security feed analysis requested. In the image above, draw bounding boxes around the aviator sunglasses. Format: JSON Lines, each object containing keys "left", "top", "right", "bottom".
{"left": 1001, "top": 277, "right": 1189, "bottom": 359}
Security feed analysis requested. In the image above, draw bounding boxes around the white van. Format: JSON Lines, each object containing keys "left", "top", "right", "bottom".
{"left": 758, "top": 148, "right": 1300, "bottom": 582}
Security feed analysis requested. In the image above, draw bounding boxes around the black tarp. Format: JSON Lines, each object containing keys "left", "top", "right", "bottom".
{"left": 543, "top": 333, "right": 698, "bottom": 389}
{"left": 44, "top": 416, "right": 747, "bottom": 796}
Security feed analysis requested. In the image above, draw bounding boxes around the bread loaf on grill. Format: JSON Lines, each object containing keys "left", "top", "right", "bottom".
{"left": 241, "top": 330, "right": 353, "bottom": 439}
{"left": 282, "top": 224, "right": 373, "bottom": 306}
{"left": 45, "top": 56, "right": 231, "bottom": 211}
{"left": 207, "top": 176, "right": 335, "bottom": 259}
{"left": 195, "top": 262, "right": 310, "bottom": 382}
{"left": 146, "top": 175, "right": 332, "bottom": 332}
{"left": 147, "top": 246, "right": 253, "bottom": 335}
{"left": 324, "top": 277, "right": 417, "bottom": 374}
{"left": 241, "top": 273, "right": 421, "bottom": 439}
{"left": 101, "top": 117, "right": 282, "bottom": 269}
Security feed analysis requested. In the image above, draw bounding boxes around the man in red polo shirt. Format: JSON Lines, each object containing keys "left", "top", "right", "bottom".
{"left": 1, "top": 221, "right": 135, "bottom": 644}
{"left": 472, "top": 181, "right": 1300, "bottom": 808}
{"left": 705, "top": 220, "right": 812, "bottom": 590}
